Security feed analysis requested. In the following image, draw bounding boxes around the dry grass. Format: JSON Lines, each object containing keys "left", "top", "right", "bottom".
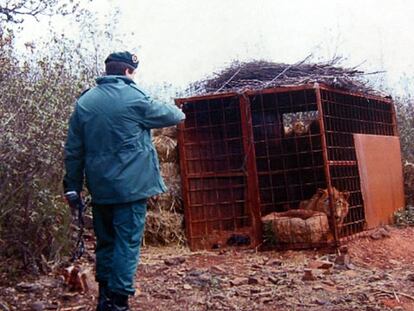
{"left": 144, "top": 210, "right": 185, "bottom": 246}
{"left": 153, "top": 135, "right": 178, "bottom": 163}
{"left": 148, "top": 125, "right": 185, "bottom": 245}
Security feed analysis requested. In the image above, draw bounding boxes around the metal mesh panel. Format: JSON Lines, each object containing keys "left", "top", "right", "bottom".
{"left": 320, "top": 89, "right": 396, "bottom": 239}
{"left": 186, "top": 176, "right": 250, "bottom": 249}
{"left": 249, "top": 89, "right": 332, "bottom": 248}
{"left": 179, "top": 96, "right": 252, "bottom": 249}
{"left": 250, "top": 90, "right": 326, "bottom": 215}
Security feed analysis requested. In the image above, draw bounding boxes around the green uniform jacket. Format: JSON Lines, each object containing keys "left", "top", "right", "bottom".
{"left": 63, "top": 76, "right": 185, "bottom": 204}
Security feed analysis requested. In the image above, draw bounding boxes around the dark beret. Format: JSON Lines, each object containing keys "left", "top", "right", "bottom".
{"left": 105, "top": 51, "right": 139, "bottom": 69}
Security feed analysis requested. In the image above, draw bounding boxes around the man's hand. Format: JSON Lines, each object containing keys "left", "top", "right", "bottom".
{"left": 64, "top": 191, "right": 85, "bottom": 218}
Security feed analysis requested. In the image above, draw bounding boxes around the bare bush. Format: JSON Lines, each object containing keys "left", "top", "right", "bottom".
{"left": 394, "top": 97, "right": 414, "bottom": 205}
{"left": 0, "top": 0, "right": 84, "bottom": 23}
{"left": 394, "top": 98, "right": 414, "bottom": 163}
{"left": 0, "top": 30, "right": 94, "bottom": 273}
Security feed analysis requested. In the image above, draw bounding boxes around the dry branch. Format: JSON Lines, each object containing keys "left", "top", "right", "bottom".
{"left": 189, "top": 59, "right": 384, "bottom": 96}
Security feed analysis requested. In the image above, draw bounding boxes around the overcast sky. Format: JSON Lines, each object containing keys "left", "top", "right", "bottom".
{"left": 18, "top": 0, "right": 414, "bottom": 95}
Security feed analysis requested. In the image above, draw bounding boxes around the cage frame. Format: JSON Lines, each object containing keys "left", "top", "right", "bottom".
{"left": 176, "top": 83, "right": 398, "bottom": 250}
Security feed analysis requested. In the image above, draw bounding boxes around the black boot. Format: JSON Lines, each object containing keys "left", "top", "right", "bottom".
{"left": 111, "top": 292, "right": 129, "bottom": 311}
{"left": 96, "top": 282, "right": 112, "bottom": 311}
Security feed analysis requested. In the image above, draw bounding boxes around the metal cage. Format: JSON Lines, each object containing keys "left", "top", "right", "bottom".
{"left": 175, "top": 83, "right": 401, "bottom": 250}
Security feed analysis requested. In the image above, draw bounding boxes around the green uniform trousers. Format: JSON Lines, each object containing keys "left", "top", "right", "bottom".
{"left": 92, "top": 199, "right": 147, "bottom": 296}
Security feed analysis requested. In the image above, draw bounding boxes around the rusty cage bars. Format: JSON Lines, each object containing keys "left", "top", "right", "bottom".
{"left": 175, "top": 83, "right": 397, "bottom": 250}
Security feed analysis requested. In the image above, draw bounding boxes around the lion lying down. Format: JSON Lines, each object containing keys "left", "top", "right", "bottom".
{"left": 299, "top": 187, "right": 350, "bottom": 229}
{"left": 262, "top": 188, "right": 350, "bottom": 244}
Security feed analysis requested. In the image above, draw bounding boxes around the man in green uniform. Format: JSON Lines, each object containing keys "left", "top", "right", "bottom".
{"left": 63, "top": 51, "right": 185, "bottom": 311}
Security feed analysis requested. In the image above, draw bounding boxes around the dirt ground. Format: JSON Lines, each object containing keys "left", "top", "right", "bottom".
{"left": 1, "top": 226, "right": 414, "bottom": 311}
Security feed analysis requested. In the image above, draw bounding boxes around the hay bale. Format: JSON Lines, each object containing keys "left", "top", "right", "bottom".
{"left": 148, "top": 162, "right": 183, "bottom": 211}
{"left": 160, "top": 162, "right": 181, "bottom": 198}
{"left": 148, "top": 192, "right": 183, "bottom": 213}
{"left": 144, "top": 209, "right": 185, "bottom": 245}
{"left": 152, "top": 126, "right": 177, "bottom": 139}
{"left": 162, "top": 126, "right": 177, "bottom": 138}
{"left": 160, "top": 162, "right": 180, "bottom": 176}
{"left": 262, "top": 209, "right": 330, "bottom": 244}
{"left": 151, "top": 128, "right": 163, "bottom": 137}
{"left": 160, "top": 162, "right": 181, "bottom": 191}
{"left": 148, "top": 126, "right": 183, "bottom": 245}
{"left": 404, "top": 161, "right": 414, "bottom": 205}
{"left": 153, "top": 135, "right": 178, "bottom": 163}
{"left": 160, "top": 161, "right": 180, "bottom": 183}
